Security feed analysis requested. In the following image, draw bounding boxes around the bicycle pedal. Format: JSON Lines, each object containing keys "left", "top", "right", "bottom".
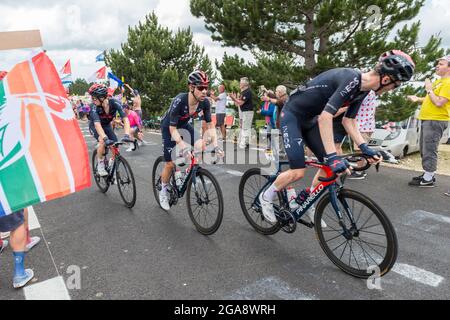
{"left": 298, "top": 219, "right": 314, "bottom": 229}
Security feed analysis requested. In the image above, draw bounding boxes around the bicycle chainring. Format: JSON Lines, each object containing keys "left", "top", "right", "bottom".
{"left": 277, "top": 208, "right": 297, "bottom": 234}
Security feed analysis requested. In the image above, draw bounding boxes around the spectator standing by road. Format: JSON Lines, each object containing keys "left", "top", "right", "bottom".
{"left": 408, "top": 55, "right": 450, "bottom": 187}
{"left": 259, "top": 90, "right": 277, "bottom": 154}
{"left": 210, "top": 84, "right": 228, "bottom": 141}
{"left": 0, "top": 209, "right": 34, "bottom": 288}
{"left": 125, "top": 84, "right": 143, "bottom": 121}
{"left": 230, "top": 77, "right": 254, "bottom": 149}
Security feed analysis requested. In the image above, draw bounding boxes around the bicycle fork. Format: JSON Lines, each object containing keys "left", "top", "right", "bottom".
{"left": 329, "top": 184, "right": 358, "bottom": 240}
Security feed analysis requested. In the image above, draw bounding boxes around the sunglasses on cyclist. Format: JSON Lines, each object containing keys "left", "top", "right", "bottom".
{"left": 195, "top": 85, "right": 209, "bottom": 91}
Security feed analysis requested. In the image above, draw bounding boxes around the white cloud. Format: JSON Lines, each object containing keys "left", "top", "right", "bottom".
{"left": 0, "top": 0, "right": 449, "bottom": 81}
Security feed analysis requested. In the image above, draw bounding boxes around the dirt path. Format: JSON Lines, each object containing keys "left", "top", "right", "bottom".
{"left": 382, "top": 144, "right": 450, "bottom": 176}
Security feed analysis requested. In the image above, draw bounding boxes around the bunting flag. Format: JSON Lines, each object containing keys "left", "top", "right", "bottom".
{"left": 59, "top": 60, "right": 73, "bottom": 86}
{"left": 88, "top": 66, "right": 107, "bottom": 84}
{"left": 95, "top": 52, "right": 105, "bottom": 62}
{"left": 0, "top": 51, "right": 91, "bottom": 216}
{"left": 107, "top": 72, "right": 124, "bottom": 96}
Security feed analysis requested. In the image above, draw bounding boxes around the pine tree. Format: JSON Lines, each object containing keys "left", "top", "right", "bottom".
{"left": 106, "top": 12, "right": 213, "bottom": 116}
{"left": 191, "top": 0, "right": 425, "bottom": 77}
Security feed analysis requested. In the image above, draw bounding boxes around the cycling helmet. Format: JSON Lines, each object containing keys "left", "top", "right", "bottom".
{"left": 188, "top": 70, "right": 210, "bottom": 86}
{"left": 377, "top": 50, "right": 415, "bottom": 82}
{"left": 88, "top": 83, "right": 108, "bottom": 99}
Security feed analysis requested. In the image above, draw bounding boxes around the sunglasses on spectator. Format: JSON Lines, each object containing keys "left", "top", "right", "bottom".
{"left": 195, "top": 85, "right": 209, "bottom": 91}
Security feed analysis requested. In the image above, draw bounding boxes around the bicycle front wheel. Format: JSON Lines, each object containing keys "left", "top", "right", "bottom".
{"left": 92, "top": 150, "right": 109, "bottom": 193}
{"left": 116, "top": 156, "right": 137, "bottom": 208}
{"left": 238, "top": 168, "right": 281, "bottom": 235}
{"left": 186, "top": 168, "right": 224, "bottom": 235}
{"left": 315, "top": 188, "right": 398, "bottom": 279}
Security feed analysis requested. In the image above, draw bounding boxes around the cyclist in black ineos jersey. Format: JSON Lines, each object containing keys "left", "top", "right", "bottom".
{"left": 158, "top": 70, "right": 224, "bottom": 210}
{"left": 88, "top": 83, "right": 133, "bottom": 177}
{"left": 259, "top": 50, "right": 416, "bottom": 224}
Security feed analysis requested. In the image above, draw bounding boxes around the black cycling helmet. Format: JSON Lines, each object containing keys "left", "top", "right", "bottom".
{"left": 188, "top": 70, "right": 210, "bottom": 86}
{"left": 377, "top": 50, "right": 415, "bottom": 82}
{"left": 88, "top": 83, "right": 108, "bottom": 99}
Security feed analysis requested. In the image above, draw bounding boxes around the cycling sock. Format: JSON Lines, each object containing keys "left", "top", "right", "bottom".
{"left": 13, "top": 252, "right": 26, "bottom": 277}
{"left": 161, "top": 183, "right": 168, "bottom": 195}
{"left": 263, "top": 184, "right": 279, "bottom": 202}
{"left": 423, "top": 172, "right": 435, "bottom": 182}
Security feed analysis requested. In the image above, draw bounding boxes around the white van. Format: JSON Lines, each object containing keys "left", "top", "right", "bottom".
{"left": 368, "top": 109, "right": 450, "bottom": 158}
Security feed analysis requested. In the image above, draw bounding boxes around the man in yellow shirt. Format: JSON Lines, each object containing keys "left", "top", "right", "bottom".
{"left": 408, "top": 55, "right": 450, "bottom": 187}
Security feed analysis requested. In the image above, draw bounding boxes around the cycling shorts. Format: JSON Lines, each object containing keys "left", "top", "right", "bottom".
{"left": 161, "top": 124, "right": 201, "bottom": 162}
{"left": 279, "top": 108, "right": 327, "bottom": 169}
{"left": 89, "top": 122, "right": 118, "bottom": 143}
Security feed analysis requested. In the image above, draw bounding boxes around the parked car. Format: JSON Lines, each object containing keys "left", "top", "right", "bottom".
{"left": 369, "top": 109, "right": 449, "bottom": 158}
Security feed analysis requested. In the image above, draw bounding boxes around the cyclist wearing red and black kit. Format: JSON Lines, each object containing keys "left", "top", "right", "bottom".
{"left": 158, "top": 70, "right": 223, "bottom": 211}
{"left": 259, "top": 50, "right": 416, "bottom": 224}
{"left": 161, "top": 93, "right": 212, "bottom": 162}
{"left": 88, "top": 83, "right": 132, "bottom": 177}
{"left": 280, "top": 68, "right": 370, "bottom": 170}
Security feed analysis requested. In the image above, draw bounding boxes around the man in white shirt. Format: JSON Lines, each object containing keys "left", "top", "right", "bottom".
{"left": 211, "top": 84, "right": 228, "bottom": 141}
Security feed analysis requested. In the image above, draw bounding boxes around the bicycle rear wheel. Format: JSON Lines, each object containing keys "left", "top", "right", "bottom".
{"left": 116, "top": 156, "right": 137, "bottom": 208}
{"left": 152, "top": 156, "right": 169, "bottom": 210}
{"left": 315, "top": 189, "right": 398, "bottom": 279}
{"left": 238, "top": 168, "right": 281, "bottom": 235}
{"left": 186, "top": 168, "right": 224, "bottom": 235}
{"left": 92, "top": 150, "right": 109, "bottom": 193}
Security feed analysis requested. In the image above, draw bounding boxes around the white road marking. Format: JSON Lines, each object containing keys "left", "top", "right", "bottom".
{"left": 226, "top": 277, "right": 316, "bottom": 300}
{"left": 392, "top": 263, "right": 444, "bottom": 287}
{"left": 226, "top": 170, "right": 244, "bottom": 177}
{"left": 27, "top": 206, "right": 40, "bottom": 231}
{"left": 403, "top": 210, "right": 450, "bottom": 232}
{"left": 23, "top": 276, "right": 71, "bottom": 300}
{"left": 410, "top": 210, "right": 450, "bottom": 224}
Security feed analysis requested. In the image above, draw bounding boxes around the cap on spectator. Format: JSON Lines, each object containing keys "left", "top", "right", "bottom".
{"left": 437, "top": 55, "right": 450, "bottom": 63}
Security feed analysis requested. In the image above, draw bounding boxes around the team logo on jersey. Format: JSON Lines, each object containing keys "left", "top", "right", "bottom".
{"left": 340, "top": 77, "right": 360, "bottom": 97}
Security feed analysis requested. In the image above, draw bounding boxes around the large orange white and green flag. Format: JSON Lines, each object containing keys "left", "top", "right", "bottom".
{"left": 0, "top": 51, "right": 91, "bottom": 216}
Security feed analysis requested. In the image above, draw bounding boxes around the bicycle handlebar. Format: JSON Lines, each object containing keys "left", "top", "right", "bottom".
{"left": 318, "top": 153, "right": 380, "bottom": 183}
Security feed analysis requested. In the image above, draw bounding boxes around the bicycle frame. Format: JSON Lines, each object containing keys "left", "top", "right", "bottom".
{"left": 103, "top": 144, "right": 121, "bottom": 182}
{"left": 171, "top": 155, "right": 201, "bottom": 198}
{"left": 257, "top": 160, "right": 346, "bottom": 223}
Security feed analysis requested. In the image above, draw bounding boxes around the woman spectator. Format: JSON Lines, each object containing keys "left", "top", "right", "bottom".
{"left": 259, "top": 91, "right": 277, "bottom": 155}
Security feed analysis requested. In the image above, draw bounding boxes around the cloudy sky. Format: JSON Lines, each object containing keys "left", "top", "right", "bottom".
{"left": 0, "top": 0, "right": 448, "bottom": 81}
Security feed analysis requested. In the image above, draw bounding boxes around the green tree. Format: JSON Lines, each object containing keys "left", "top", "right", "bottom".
{"left": 69, "top": 78, "right": 90, "bottom": 96}
{"left": 191, "top": 0, "right": 424, "bottom": 77}
{"left": 106, "top": 12, "right": 214, "bottom": 117}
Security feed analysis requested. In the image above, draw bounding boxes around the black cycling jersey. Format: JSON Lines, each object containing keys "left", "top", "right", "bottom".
{"left": 161, "top": 93, "right": 212, "bottom": 128}
{"left": 90, "top": 98, "right": 126, "bottom": 126}
{"left": 286, "top": 68, "right": 370, "bottom": 119}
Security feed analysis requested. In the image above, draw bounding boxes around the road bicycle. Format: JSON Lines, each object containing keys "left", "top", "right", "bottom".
{"left": 152, "top": 151, "right": 224, "bottom": 235}
{"left": 238, "top": 154, "right": 398, "bottom": 279}
{"left": 92, "top": 142, "right": 137, "bottom": 208}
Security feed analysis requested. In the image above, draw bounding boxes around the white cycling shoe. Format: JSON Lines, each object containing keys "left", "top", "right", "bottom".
{"left": 97, "top": 161, "right": 108, "bottom": 177}
{"left": 306, "top": 207, "right": 327, "bottom": 228}
{"left": 258, "top": 193, "right": 277, "bottom": 224}
{"left": 159, "top": 192, "right": 171, "bottom": 211}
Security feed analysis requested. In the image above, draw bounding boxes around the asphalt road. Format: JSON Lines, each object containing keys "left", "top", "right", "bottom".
{"left": 1, "top": 122, "right": 450, "bottom": 300}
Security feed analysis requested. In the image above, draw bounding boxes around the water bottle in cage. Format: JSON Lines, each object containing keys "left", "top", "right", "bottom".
{"left": 175, "top": 169, "right": 185, "bottom": 188}
{"left": 108, "top": 158, "right": 114, "bottom": 171}
{"left": 286, "top": 187, "right": 299, "bottom": 210}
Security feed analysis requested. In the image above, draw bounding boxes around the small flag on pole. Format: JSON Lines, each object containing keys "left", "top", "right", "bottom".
{"left": 59, "top": 60, "right": 73, "bottom": 86}
{"left": 96, "top": 52, "right": 105, "bottom": 62}
{"left": 88, "top": 66, "right": 107, "bottom": 83}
